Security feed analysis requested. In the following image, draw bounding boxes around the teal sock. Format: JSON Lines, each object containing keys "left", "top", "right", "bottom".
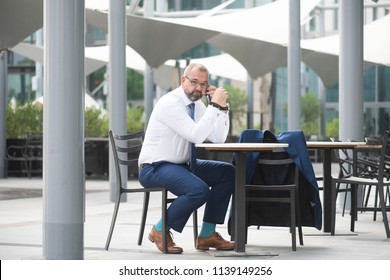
{"left": 198, "top": 222, "right": 216, "bottom": 238}
{"left": 154, "top": 219, "right": 171, "bottom": 232}
{"left": 154, "top": 219, "right": 163, "bottom": 232}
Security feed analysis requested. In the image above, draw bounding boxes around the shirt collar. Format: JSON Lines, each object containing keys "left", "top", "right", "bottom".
{"left": 179, "top": 86, "right": 195, "bottom": 107}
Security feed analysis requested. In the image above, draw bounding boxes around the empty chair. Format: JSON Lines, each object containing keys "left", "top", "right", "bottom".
{"left": 105, "top": 130, "right": 198, "bottom": 253}
{"left": 24, "top": 132, "right": 43, "bottom": 178}
{"left": 331, "top": 130, "right": 390, "bottom": 238}
{"left": 330, "top": 138, "right": 377, "bottom": 217}
{"left": 330, "top": 138, "right": 354, "bottom": 216}
{"left": 6, "top": 132, "right": 42, "bottom": 178}
{"left": 245, "top": 150, "right": 303, "bottom": 251}
{"left": 352, "top": 139, "right": 388, "bottom": 221}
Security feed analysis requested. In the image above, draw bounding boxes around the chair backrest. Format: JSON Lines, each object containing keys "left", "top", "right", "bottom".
{"left": 108, "top": 130, "right": 144, "bottom": 189}
{"left": 247, "top": 150, "right": 299, "bottom": 227}
{"left": 354, "top": 130, "right": 390, "bottom": 181}
{"left": 255, "top": 150, "right": 298, "bottom": 185}
{"left": 330, "top": 138, "right": 353, "bottom": 177}
{"left": 378, "top": 130, "right": 390, "bottom": 181}
{"left": 25, "top": 132, "right": 43, "bottom": 159}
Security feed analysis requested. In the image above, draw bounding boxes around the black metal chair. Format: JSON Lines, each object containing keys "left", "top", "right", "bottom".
{"left": 6, "top": 132, "right": 42, "bottom": 178}
{"left": 24, "top": 132, "right": 43, "bottom": 177}
{"left": 329, "top": 138, "right": 379, "bottom": 217}
{"left": 331, "top": 130, "right": 390, "bottom": 238}
{"left": 105, "top": 130, "right": 198, "bottom": 253}
{"left": 353, "top": 138, "right": 389, "bottom": 221}
{"left": 245, "top": 150, "right": 303, "bottom": 251}
{"left": 329, "top": 138, "right": 355, "bottom": 217}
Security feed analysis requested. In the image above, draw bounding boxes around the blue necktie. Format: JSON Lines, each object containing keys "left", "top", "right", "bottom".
{"left": 188, "top": 103, "right": 196, "bottom": 171}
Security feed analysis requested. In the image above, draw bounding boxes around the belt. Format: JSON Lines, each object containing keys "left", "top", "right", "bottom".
{"left": 139, "top": 163, "right": 150, "bottom": 170}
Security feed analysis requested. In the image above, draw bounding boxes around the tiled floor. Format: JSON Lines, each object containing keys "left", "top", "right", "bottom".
{"left": 1, "top": 163, "right": 390, "bottom": 260}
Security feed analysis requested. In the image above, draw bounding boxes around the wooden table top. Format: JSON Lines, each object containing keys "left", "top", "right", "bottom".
{"left": 195, "top": 143, "right": 288, "bottom": 151}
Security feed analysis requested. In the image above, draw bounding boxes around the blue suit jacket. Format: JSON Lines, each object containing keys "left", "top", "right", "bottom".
{"left": 234, "top": 129, "right": 322, "bottom": 230}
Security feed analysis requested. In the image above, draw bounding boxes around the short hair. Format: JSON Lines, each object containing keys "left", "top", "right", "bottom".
{"left": 183, "top": 63, "right": 209, "bottom": 77}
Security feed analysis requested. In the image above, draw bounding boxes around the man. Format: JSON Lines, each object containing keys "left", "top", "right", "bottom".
{"left": 138, "top": 63, "right": 235, "bottom": 254}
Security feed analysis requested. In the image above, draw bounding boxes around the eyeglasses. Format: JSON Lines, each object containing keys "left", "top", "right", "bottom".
{"left": 185, "top": 76, "right": 209, "bottom": 89}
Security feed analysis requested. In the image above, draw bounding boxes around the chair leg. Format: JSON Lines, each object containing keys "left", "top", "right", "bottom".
{"left": 138, "top": 192, "right": 150, "bottom": 246}
{"left": 27, "top": 159, "right": 32, "bottom": 179}
{"left": 295, "top": 184, "right": 303, "bottom": 246}
{"left": 377, "top": 184, "right": 390, "bottom": 238}
{"left": 192, "top": 210, "right": 198, "bottom": 247}
{"left": 245, "top": 199, "right": 249, "bottom": 245}
{"left": 342, "top": 184, "right": 349, "bottom": 217}
{"left": 290, "top": 185, "right": 296, "bottom": 251}
{"left": 373, "top": 186, "right": 379, "bottom": 221}
{"left": 161, "top": 190, "right": 168, "bottom": 253}
{"left": 364, "top": 185, "right": 372, "bottom": 209}
{"left": 22, "top": 159, "right": 30, "bottom": 179}
{"left": 331, "top": 179, "right": 337, "bottom": 235}
{"left": 230, "top": 194, "right": 236, "bottom": 241}
{"left": 350, "top": 184, "right": 358, "bottom": 233}
{"left": 105, "top": 193, "right": 122, "bottom": 250}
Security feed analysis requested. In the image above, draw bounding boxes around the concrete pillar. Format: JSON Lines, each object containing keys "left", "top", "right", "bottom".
{"left": 245, "top": 0, "right": 254, "bottom": 130}
{"left": 288, "top": 0, "right": 301, "bottom": 131}
{"left": 246, "top": 75, "right": 254, "bottom": 129}
{"left": 144, "top": 1, "right": 155, "bottom": 127}
{"left": 108, "top": 0, "right": 128, "bottom": 202}
{"left": 43, "top": 0, "right": 85, "bottom": 259}
{"left": 35, "top": 29, "right": 44, "bottom": 99}
{"left": 338, "top": 0, "right": 364, "bottom": 210}
{"left": 339, "top": 1, "right": 364, "bottom": 142}
{"left": 318, "top": 4, "right": 326, "bottom": 138}
{"left": 0, "top": 51, "right": 7, "bottom": 178}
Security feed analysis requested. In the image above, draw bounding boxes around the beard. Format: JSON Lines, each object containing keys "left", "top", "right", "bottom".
{"left": 185, "top": 89, "right": 203, "bottom": 102}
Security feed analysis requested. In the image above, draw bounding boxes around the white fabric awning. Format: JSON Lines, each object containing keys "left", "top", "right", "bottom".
{"left": 0, "top": 0, "right": 43, "bottom": 50}
{"left": 11, "top": 43, "right": 106, "bottom": 76}
{"left": 302, "top": 14, "right": 390, "bottom": 67}
{"left": 11, "top": 42, "right": 248, "bottom": 90}
{"left": 85, "top": 9, "right": 219, "bottom": 68}
{"left": 301, "top": 14, "right": 390, "bottom": 87}
{"left": 154, "top": 0, "right": 320, "bottom": 80}
{"left": 2, "top": 0, "right": 390, "bottom": 89}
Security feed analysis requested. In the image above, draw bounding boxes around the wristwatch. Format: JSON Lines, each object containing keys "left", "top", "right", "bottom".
{"left": 209, "top": 102, "right": 230, "bottom": 111}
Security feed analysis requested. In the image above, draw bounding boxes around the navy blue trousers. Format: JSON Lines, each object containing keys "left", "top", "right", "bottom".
{"left": 138, "top": 159, "right": 235, "bottom": 233}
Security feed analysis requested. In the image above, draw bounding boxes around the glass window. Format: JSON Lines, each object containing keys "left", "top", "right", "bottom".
{"left": 364, "top": 66, "right": 376, "bottom": 102}
{"left": 378, "top": 66, "right": 390, "bottom": 102}
{"left": 326, "top": 85, "right": 339, "bottom": 102}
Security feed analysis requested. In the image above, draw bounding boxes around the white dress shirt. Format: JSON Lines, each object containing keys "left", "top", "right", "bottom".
{"left": 138, "top": 86, "right": 230, "bottom": 165}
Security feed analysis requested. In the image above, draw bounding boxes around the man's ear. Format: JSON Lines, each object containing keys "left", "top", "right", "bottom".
{"left": 180, "top": 75, "right": 186, "bottom": 85}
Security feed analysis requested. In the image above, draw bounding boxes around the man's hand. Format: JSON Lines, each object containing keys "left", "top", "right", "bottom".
{"left": 207, "top": 86, "right": 228, "bottom": 107}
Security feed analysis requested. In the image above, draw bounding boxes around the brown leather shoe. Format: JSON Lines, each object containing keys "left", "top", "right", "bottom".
{"left": 196, "top": 232, "right": 235, "bottom": 250}
{"left": 148, "top": 227, "right": 183, "bottom": 254}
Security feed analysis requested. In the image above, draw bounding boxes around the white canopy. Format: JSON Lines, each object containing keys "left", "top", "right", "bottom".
{"left": 302, "top": 14, "right": 390, "bottom": 67}
{"left": 153, "top": 0, "right": 320, "bottom": 80}
{"left": 85, "top": 9, "right": 219, "bottom": 69}
{"left": 11, "top": 42, "right": 247, "bottom": 90}
{"left": 11, "top": 43, "right": 106, "bottom": 76}
{"left": 2, "top": 0, "right": 390, "bottom": 89}
{"left": 0, "top": 0, "right": 42, "bottom": 50}
{"left": 301, "top": 14, "right": 390, "bottom": 87}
